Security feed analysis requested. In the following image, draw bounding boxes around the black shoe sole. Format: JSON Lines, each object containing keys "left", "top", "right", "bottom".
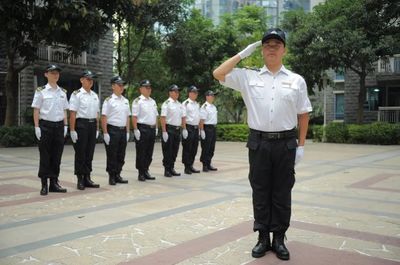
{"left": 251, "top": 251, "right": 267, "bottom": 258}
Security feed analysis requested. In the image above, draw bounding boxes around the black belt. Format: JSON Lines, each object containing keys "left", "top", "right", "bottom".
{"left": 77, "top": 118, "right": 96, "bottom": 123}
{"left": 204, "top": 124, "right": 216, "bottom": 128}
{"left": 167, "top": 124, "right": 181, "bottom": 130}
{"left": 138, "top": 123, "right": 156, "bottom": 129}
{"left": 107, "top": 124, "right": 126, "bottom": 130}
{"left": 39, "top": 120, "right": 64, "bottom": 127}
{"left": 186, "top": 124, "right": 199, "bottom": 129}
{"left": 250, "top": 128, "right": 296, "bottom": 140}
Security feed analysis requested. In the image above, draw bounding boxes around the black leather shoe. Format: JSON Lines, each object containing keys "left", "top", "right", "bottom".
{"left": 115, "top": 174, "right": 128, "bottom": 184}
{"left": 40, "top": 178, "right": 48, "bottom": 196}
{"left": 84, "top": 174, "right": 100, "bottom": 188}
{"left": 272, "top": 234, "right": 290, "bottom": 260}
{"left": 170, "top": 168, "right": 181, "bottom": 176}
{"left": 190, "top": 166, "right": 200, "bottom": 173}
{"left": 144, "top": 171, "right": 155, "bottom": 180}
{"left": 77, "top": 175, "right": 85, "bottom": 190}
{"left": 208, "top": 165, "right": 218, "bottom": 171}
{"left": 109, "top": 173, "right": 116, "bottom": 185}
{"left": 202, "top": 164, "right": 209, "bottom": 172}
{"left": 138, "top": 173, "right": 146, "bottom": 182}
{"left": 49, "top": 179, "right": 67, "bottom": 193}
{"left": 252, "top": 232, "right": 271, "bottom": 258}
{"left": 184, "top": 167, "right": 192, "bottom": 175}
{"left": 164, "top": 169, "right": 172, "bottom": 177}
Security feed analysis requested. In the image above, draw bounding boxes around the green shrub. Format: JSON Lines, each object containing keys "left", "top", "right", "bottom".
{"left": 0, "top": 126, "right": 36, "bottom": 147}
{"left": 325, "top": 122, "right": 348, "bottom": 143}
{"left": 364, "top": 122, "right": 400, "bottom": 145}
{"left": 217, "top": 124, "right": 249, "bottom": 141}
{"left": 347, "top": 124, "right": 365, "bottom": 144}
{"left": 312, "top": 125, "right": 323, "bottom": 142}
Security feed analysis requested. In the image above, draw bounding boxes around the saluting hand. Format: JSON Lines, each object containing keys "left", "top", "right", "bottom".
{"left": 238, "top": 41, "right": 262, "bottom": 59}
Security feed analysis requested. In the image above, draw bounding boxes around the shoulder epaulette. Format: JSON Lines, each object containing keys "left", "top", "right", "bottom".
{"left": 105, "top": 96, "right": 110, "bottom": 101}
{"left": 163, "top": 99, "right": 170, "bottom": 104}
{"left": 133, "top": 97, "right": 140, "bottom": 103}
{"left": 73, "top": 89, "right": 80, "bottom": 95}
{"left": 201, "top": 103, "right": 207, "bottom": 108}
{"left": 36, "top": 86, "right": 44, "bottom": 92}
{"left": 244, "top": 66, "right": 260, "bottom": 72}
{"left": 184, "top": 100, "right": 189, "bottom": 106}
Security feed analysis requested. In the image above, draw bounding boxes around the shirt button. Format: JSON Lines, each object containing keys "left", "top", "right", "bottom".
{"left": 271, "top": 110, "right": 273, "bottom": 112}
{"left": 272, "top": 86, "right": 275, "bottom": 89}
{"left": 272, "top": 98, "right": 274, "bottom": 100}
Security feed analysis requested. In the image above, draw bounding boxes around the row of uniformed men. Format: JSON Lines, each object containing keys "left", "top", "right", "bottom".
{"left": 31, "top": 64, "right": 218, "bottom": 196}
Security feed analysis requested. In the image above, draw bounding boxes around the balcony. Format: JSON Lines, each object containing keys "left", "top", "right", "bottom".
{"left": 377, "top": 106, "right": 400, "bottom": 123}
{"left": 36, "top": 45, "right": 87, "bottom": 65}
{"left": 377, "top": 54, "right": 400, "bottom": 73}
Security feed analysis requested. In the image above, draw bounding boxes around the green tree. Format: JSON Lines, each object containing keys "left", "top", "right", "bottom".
{"left": 282, "top": 0, "right": 400, "bottom": 123}
{"left": 0, "top": 0, "right": 120, "bottom": 126}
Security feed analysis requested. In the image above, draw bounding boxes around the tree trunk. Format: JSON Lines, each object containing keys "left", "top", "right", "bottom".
{"left": 357, "top": 72, "right": 367, "bottom": 124}
{"left": 4, "top": 57, "right": 18, "bottom": 126}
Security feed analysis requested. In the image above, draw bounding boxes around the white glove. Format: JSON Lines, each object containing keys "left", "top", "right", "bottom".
{"left": 70, "top": 131, "right": 78, "bottom": 143}
{"left": 295, "top": 146, "right": 304, "bottom": 165}
{"left": 134, "top": 129, "right": 141, "bottom": 141}
{"left": 162, "top": 132, "right": 169, "bottom": 142}
{"left": 238, "top": 40, "right": 262, "bottom": 59}
{"left": 200, "top": 130, "right": 206, "bottom": 140}
{"left": 64, "top": 126, "right": 68, "bottom": 137}
{"left": 155, "top": 128, "right": 159, "bottom": 136}
{"left": 103, "top": 133, "right": 110, "bottom": 145}
{"left": 182, "top": 129, "right": 188, "bottom": 139}
{"left": 126, "top": 132, "right": 130, "bottom": 142}
{"left": 96, "top": 130, "right": 99, "bottom": 139}
{"left": 35, "top": 127, "right": 41, "bottom": 141}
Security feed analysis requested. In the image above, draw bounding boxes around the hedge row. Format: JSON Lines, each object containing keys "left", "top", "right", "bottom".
{"left": 1, "top": 122, "right": 399, "bottom": 147}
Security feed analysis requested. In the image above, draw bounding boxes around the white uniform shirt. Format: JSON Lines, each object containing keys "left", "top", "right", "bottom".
{"left": 220, "top": 65, "right": 312, "bottom": 132}
{"left": 31, "top": 84, "right": 69, "bottom": 122}
{"left": 101, "top": 94, "right": 131, "bottom": 127}
{"left": 182, "top": 98, "right": 200, "bottom": 126}
{"left": 131, "top": 95, "right": 159, "bottom": 126}
{"left": 200, "top": 102, "right": 218, "bottom": 125}
{"left": 161, "top": 97, "right": 186, "bottom": 126}
{"left": 69, "top": 88, "right": 99, "bottom": 119}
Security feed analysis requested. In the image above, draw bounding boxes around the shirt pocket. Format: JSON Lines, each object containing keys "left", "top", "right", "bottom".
{"left": 42, "top": 95, "right": 54, "bottom": 109}
{"left": 248, "top": 81, "right": 265, "bottom": 99}
{"left": 279, "top": 84, "right": 297, "bottom": 102}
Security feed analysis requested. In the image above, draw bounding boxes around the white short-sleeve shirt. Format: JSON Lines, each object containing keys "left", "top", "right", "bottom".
{"left": 200, "top": 102, "right": 218, "bottom": 125}
{"left": 161, "top": 97, "right": 186, "bottom": 127}
{"left": 131, "top": 95, "right": 159, "bottom": 126}
{"left": 101, "top": 94, "right": 131, "bottom": 127}
{"left": 69, "top": 88, "right": 99, "bottom": 119}
{"left": 31, "top": 84, "right": 69, "bottom": 122}
{"left": 182, "top": 98, "right": 200, "bottom": 126}
{"left": 220, "top": 65, "right": 312, "bottom": 132}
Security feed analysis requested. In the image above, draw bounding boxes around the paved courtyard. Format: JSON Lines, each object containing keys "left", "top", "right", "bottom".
{"left": 0, "top": 141, "right": 399, "bottom": 265}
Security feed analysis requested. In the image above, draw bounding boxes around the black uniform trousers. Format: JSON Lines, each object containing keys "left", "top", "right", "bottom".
{"left": 182, "top": 124, "right": 199, "bottom": 167}
{"left": 162, "top": 124, "right": 181, "bottom": 169}
{"left": 247, "top": 129, "right": 297, "bottom": 234}
{"left": 38, "top": 120, "right": 65, "bottom": 179}
{"left": 200, "top": 124, "right": 216, "bottom": 166}
{"left": 135, "top": 123, "right": 156, "bottom": 173}
{"left": 73, "top": 118, "right": 97, "bottom": 175}
{"left": 105, "top": 124, "right": 127, "bottom": 175}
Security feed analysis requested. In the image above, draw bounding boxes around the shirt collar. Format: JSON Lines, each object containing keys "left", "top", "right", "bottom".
{"left": 168, "top": 97, "right": 177, "bottom": 102}
{"left": 112, "top": 93, "right": 122, "bottom": 99}
{"left": 139, "top": 94, "right": 148, "bottom": 100}
{"left": 259, "top": 65, "right": 289, "bottom": 76}
{"left": 80, "top": 87, "right": 92, "bottom": 94}
{"left": 45, "top": 83, "right": 61, "bottom": 91}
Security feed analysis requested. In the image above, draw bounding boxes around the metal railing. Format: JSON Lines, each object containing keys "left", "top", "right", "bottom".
{"left": 377, "top": 54, "right": 400, "bottom": 73}
{"left": 36, "top": 45, "right": 87, "bottom": 65}
{"left": 378, "top": 106, "right": 400, "bottom": 123}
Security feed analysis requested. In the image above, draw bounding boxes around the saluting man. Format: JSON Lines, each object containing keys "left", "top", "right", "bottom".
{"left": 31, "top": 64, "right": 69, "bottom": 196}
{"left": 69, "top": 70, "right": 100, "bottom": 190}
{"left": 101, "top": 76, "right": 131, "bottom": 185}
{"left": 199, "top": 90, "right": 218, "bottom": 172}
{"left": 131, "top": 79, "right": 159, "bottom": 181}
{"left": 160, "top": 84, "right": 187, "bottom": 177}
{"left": 181, "top": 85, "right": 201, "bottom": 174}
{"left": 213, "top": 28, "right": 312, "bottom": 260}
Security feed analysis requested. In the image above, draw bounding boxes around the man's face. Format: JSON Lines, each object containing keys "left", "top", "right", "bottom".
{"left": 262, "top": 39, "right": 286, "bottom": 62}
{"left": 80, "top": 77, "right": 94, "bottom": 90}
{"left": 140, "top": 86, "right": 152, "bottom": 97}
{"left": 169, "top": 90, "right": 179, "bottom": 100}
{"left": 45, "top": 70, "right": 60, "bottom": 83}
{"left": 206, "top": 95, "right": 214, "bottom": 103}
{"left": 112, "top": 83, "right": 125, "bottom": 96}
{"left": 188, "top": 91, "right": 198, "bottom": 101}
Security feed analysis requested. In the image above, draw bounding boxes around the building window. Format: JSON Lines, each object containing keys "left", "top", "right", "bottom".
{"left": 364, "top": 87, "right": 380, "bottom": 111}
{"left": 334, "top": 93, "right": 344, "bottom": 120}
{"left": 86, "top": 41, "right": 99, "bottom": 55}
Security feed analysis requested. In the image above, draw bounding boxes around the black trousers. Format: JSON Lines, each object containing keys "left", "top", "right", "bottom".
{"left": 38, "top": 120, "right": 65, "bottom": 179}
{"left": 162, "top": 124, "right": 181, "bottom": 169}
{"left": 182, "top": 124, "right": 199, "bottom": 167}
{"left": 247, "top": 129, "right": 297, "bottom": 234}
{"left": 135, "top": 124, "right": 156, "bottom": 173}
{"left": 105, "top": 124, "right": 127, "bottom": 174}
{"left": 73, "top": 119, "right": 97, "bottom": 175}
{"left": 200, "top": 124, "right": 216, "bottom": 166}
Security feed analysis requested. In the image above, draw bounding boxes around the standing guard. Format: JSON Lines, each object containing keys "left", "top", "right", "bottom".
{"left": 182, "top": 85, "right": 201, "bottom": 174}
{"left": 101, "top": 76, "right": 131, "bottom": 185}
{"left": 160, "top": 84, "right": 186, "bottom": 177}
{"left": 131, "top": 79, "right": 159, "bottom": 181}
{"left": 199, "top": 90, "right": 219, "bottom": 172}
{"left": 31, "top": 64, "right": 69, "bottom": 195}
{"left": 69, "top": 70, "right": 100, "bottom": 190}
